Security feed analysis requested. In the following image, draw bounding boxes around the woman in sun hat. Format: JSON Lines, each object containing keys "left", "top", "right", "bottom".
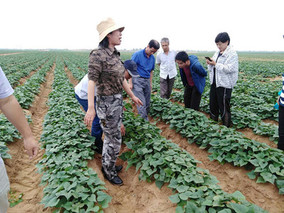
{"left": 84, "top": 18, "right": 142, "bottom": 185}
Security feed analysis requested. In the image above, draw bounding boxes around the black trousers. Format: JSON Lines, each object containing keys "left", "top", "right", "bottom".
{"left": 184, "top": 85, "right": 201, "bottom": 110}
{"left": 209, "top": 84, "right": 232, "bottom": 127}
{"left": 278, "top": 105, "right": 284, "bottom": 150}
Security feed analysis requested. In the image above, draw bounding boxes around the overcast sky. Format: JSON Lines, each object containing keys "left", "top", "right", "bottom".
{"left": 0, "top": 0, "right": 283, "bottom": 51}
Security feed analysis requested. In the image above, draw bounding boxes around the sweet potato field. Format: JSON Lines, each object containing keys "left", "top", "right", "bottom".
{"left": 0, "top": 51, "right": 284, "bottom": 213}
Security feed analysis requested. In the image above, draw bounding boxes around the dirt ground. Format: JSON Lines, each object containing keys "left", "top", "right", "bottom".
{"left": 4, "top": 65, "right": 284, "bottom": 213}
{"left": 0, "top": 53, "right": 22, "bottom": 56}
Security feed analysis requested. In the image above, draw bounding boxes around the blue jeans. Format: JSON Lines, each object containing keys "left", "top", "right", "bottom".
{"left": 75, "top": 94, "right": 103, "bottom": 152}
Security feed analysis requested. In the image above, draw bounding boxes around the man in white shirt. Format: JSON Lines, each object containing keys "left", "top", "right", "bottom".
{"left": 156, "top": 38, "right": 177, "bottom": 99}
{"left": 0, "top": 66, "right": 39, "bottom": 213}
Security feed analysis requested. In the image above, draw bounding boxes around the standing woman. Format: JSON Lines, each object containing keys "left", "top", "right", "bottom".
{"left": 206, "top": 32, "right": 238, "bottom": 127}
{"left": 84, "top": 18, "right": 142, "bottom": 185}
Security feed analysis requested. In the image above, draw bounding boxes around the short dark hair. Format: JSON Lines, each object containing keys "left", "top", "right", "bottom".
{"left": 215, "top": 32, "right": 230, "bottom": 45}
{"left": 175, "top": 51, "right": 189, "bottom": 62}
{"left": 148, "top": 39, "right": 160, "bottom": 49}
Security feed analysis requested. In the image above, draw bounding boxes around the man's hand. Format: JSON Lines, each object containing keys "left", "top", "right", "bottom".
{"left": 23, "top": 136, "right": 39, "bottom": 159}
{"left": 84, "top": 108, "right": 96, "bottom": 127}
{"left": 132, "top": 96, "right": 143, "bottom": 107}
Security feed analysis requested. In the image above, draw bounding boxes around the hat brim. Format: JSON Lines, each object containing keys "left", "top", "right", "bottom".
{"left": 99, "top": 25, "right": 125, "bottom": 42}
{"left": 127, "top": 69, "right": 140, "bottom": 78}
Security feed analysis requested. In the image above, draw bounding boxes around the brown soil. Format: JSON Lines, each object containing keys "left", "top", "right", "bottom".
{"left": 263, "top": 119, "right": 278, "bottom": 126}
{"left": 6, "top": 62, "right": 55, "bottom": 213}
{"left": 64, "top": 67, "right": 176, "bottom": 213}
{"left": 238, "top": 128, "right": 277, "bottom": 148}
{"left": 0, "top": 53, "right": 22, "bottom": 56}
{"left": 268, "top": 76, "right": 282, "bottom": 81}
{"left": 88, "top": 150, "right": 176, "bottom": 213}
{"left": 17, "top": 62, "right": 47, "bottom": 87}
{"left": 4, "top": 64, "right": 283, "bottom": 213}
{"left": 149, "top": 118, "right": 284, "bottom": 213}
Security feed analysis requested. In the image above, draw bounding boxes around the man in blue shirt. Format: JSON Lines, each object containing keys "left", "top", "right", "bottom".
{"left": 131, "top": 40, "right": 160, "bottom": 120}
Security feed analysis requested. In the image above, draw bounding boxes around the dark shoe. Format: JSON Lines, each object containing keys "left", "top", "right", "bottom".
{"left": 101, "top": 168, "right": 123, "bottom": 185}
{"left": 115, "top": 165, "right": 123, "bottom": 173}
{"left": 92, "top": 146, "right": 102, "bottom": 154}
{"left": 95, "top": 148, "right": 102, "bottom": 154}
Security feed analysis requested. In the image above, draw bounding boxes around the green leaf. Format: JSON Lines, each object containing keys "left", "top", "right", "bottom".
{"left": 176, "top": 186, "right": 189, "bottom": 193}
{"left": 97, "top": 191, "right": 109, "bottom": 202}
{"left": 247, "top": 170, "right": 256, "bottom": 179}
{"left": 169, "top": 194, "right": 180, "bottom": 204}
{"left": 175, "top": 206, "right": 184, "bottom": 213}
{"left": 218, "top": 209, "right": 232, "bottom": 213}
{"left": 45, "top": 196, "right": 60, "bottom": 207}
{"left": 185, "top": 200, "right": 198, "bottom": 212}
{"left": 231, "top": 191, "right": 246, "bottom": 202}
{"left": 227, "top": 203, "right": 249, "bottom": 213}
{"left": 260, "top": 172, "right": 276, "bottom": 184}
{"left": 155, "top": 180, "right": 164, "bottom": 189}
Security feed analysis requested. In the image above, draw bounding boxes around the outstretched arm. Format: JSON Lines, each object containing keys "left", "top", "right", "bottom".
{"left": 0, "top": 95, "right": 39, "bottom": 158}
{"left": 123, "top": 79, "right": 143, "bottom": 106}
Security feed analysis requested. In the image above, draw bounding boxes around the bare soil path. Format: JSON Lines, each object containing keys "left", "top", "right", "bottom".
{"left": 149, "top": 117, "right": 284, "bottom": 213}
{"left": 6, "top": 62, "right": 55, "bottom": 213}
{"left": 64, "top": 66, "right": 176, "bottom": 213}
{"left": 0, "top": 53, "right": 22, "bottom": 56}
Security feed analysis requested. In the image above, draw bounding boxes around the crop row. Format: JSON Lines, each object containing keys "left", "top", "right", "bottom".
{"left": 121, "top": 103, "right": 266, "bottom": 212}
{"left": 14, "top": 58, "right": 55, "bottom": 109}
{"left": 0, "top": 57, "right": 54, "bottom": 159}
{"left": 0, "top": 52, "right": 52, "bottom": 87}
{"left": 169, "top": 89, "right": 279, "bottom": 143}
{"left": 149, "top": 95, "right": 284, "bottom": 194}
{"left": 37, "top": 58, "right": 111, "bottom": 212}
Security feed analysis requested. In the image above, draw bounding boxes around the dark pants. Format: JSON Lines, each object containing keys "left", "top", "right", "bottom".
{"left": 278, "top": 105, "right": 284, "bottom": 150}
{"left": 209, "top": 84, "right": 232, "bottom": 127}
{"left": 75, "top": 94, "right": 103, "bottom": 152}
{"left": 184, "top": 85, "right": 201, "bottom": 110}
{"left": 160, "top": 76, "right": 175, "bottom": 99}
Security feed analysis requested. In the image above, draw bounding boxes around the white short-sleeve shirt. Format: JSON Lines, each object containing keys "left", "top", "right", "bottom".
{"left": 0, "top": 66, "right": 14, "bottom": 99}
{"left": 0, "top": 66, "right": 13, "bottom": 194}
{"left": 156, "top": 50, "right": 177, "bottom": 79}
{"left": 74, "top": 74, "right": 96, "bottom": 100}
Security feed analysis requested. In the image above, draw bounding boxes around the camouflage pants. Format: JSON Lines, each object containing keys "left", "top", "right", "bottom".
{"left": 96, "top": 94, "right": 123, "bottom": 179}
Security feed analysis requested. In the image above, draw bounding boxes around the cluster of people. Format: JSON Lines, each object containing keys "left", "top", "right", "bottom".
{"left": 77, "top": 17, "right": 283, "bottom": 186}
{"left": 0, "top": 17, "right": 283, "bottom": 211}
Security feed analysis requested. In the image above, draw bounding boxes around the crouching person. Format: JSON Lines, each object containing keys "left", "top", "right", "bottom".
{"left": 175, "top": 51, "right": 207, "bottom": 110}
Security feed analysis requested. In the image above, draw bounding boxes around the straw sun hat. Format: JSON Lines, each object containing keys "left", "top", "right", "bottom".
{"left": 97, "top": 18, "right": 125, "bottom": 42}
